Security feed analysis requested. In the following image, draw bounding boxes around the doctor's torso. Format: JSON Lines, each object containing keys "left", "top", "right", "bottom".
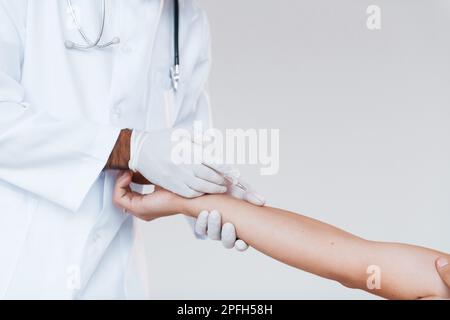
{"left": 21, "top": 0, "right": 207, "bottom": 131}
{"left": 0, "top": 0, "right": 210, "bottom": 299}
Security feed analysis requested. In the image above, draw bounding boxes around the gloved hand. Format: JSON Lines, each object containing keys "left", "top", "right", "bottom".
{"left": 195, "top": 210, "right": 249, "bottom": 251}
{"left": 129, "top": 129, "right": 265, "bottom": 251}
{"left": 128, "top": 129, "right": 228, "bottom": 197}
{"left": 194, "top": 168, "right": 265, "bottom": 251}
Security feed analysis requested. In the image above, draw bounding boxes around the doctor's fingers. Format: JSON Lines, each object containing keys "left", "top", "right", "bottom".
{"left": 194, "top": 210, "right": 232, "bottom": 243}
{"left": 175, "top": 184, "right": 204, "bottom": 199}
{"left": 244, "top": 190, "right": 266, "bottom": 206}
{"left": 195, "top": 210, "right": 230, "bottom": 243}
{"left": 219, "top": 221, "right": 249, "bottom": 251}
{"left": 235, "top": 240, "right": 249, "bottom": 252}
{"left": 207, "top": 210, "right": 222, "bottom": 240}
{"left": 195, "top": 210, "right": 209, "bottom": 236}
{"left": 211, "top": 214, "right": 248, "bottom": 251}
{"left": 229, "top": 179, "right": 265, "bottom": 206}
{"left": 193, "top": 165, "right": 226, "bottom": 186}
{"left": 197, "top": 210, "right": 248, "bottom": 251}
{"left": 221, "top": 223, "right": 237, "bottom": 249}
{"left": 187, "top": 177, "right": 228, "bottom": 195}
{"left": 202, "top": 162, "right": 235, "bottom": 175}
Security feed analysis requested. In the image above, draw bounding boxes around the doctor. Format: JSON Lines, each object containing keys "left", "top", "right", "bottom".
{"left": 0, "top": 0, "right": 264, "bottom": 299}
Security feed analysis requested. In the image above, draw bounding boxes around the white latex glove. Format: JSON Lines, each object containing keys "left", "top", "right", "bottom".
{"left": 195, "top": 210, "right": 249, "bottom": 251}
{"left": 128, "top": 129, "right": 227, "bottom": 197}
{"left": 194, "top": 167, "right": 265, "bottom": 251}
{"left": 203, "top": 163, "right": 266, "bottom": 206}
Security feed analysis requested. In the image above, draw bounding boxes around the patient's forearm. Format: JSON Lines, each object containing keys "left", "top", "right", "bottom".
{"left": 183, "top": 195, "right": 450, "bottom": 299}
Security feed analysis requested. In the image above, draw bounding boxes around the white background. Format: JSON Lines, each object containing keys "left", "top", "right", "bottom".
{"left": 140, "top": 0, "right": 450, "bottom": 299}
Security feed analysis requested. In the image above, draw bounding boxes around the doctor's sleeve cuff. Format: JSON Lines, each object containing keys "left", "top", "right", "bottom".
{"left": 66, "top": 124, "right": 121, "bottom": 212}
{"left": 88, "top": 124, "right": 122, "bottom": 163}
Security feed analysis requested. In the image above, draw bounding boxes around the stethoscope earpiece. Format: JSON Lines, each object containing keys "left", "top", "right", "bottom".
{"left": 64, "top": 0, "right": 120, "bottom": 50}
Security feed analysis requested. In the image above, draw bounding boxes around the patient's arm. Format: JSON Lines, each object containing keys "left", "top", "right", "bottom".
{"left": 184, "top": 195, "right": 450, "bottom": 299}
{"left": 113, "top": 171, "right": 450, "bottom": 300}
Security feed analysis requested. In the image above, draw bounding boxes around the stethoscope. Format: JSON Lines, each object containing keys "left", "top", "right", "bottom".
{"left": 64, "top": 0, "right": 181, "bottom": 91}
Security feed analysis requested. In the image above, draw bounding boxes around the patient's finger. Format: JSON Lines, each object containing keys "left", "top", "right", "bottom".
{"left": 436, "top": 257, "right": 450, "bottom": 287}
{"left": 419, "top": 257, "right": 450, "bottom": 300}
{"left": 418, "top": 296, "right": 446, "bottom": 300}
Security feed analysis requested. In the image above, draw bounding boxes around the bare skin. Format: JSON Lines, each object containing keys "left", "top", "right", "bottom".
{"left": 105, "top": 129, "right": 150, "bottom": 184}
{"left": 113, "top": 170, "right": 450, "bottom": 300}
{"left": 423, "top": 257, "right": 450, "bottom": 300}
{"left": 105, "top": 129, "right": 131, "bottom": 170}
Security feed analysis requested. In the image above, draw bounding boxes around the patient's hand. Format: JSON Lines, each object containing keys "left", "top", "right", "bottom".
{"left": 113, "top": 170, "right": 185, "bottom": 221}
{"left": 421, "top": 258, "right": 450, "bottom": 300}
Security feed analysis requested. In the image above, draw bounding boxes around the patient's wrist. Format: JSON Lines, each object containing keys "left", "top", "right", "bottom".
{"left": 180, "top": 197, "right": 201, "bottom": 218}
{"left": 180, "top": 194, "right": 230, "bottom": 218}
{"left": 178, "top": 195, "right": 214, "bottom": 218}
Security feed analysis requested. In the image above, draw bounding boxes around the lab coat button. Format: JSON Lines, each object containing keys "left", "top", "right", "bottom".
{"left": 93, "top": 233, "right": 101, "bottom": 243}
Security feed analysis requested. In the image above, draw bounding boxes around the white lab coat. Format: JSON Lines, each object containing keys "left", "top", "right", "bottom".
{"left": 0, "top": 0, "right": 212, "bottom": 299}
